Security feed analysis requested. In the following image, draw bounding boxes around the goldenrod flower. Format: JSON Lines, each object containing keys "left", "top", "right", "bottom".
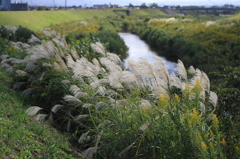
{"left": 201, "top": 142, "right": 208, "bottom": 152}
{"left": 220, "top": 138, "right": 226, "bottom": 146}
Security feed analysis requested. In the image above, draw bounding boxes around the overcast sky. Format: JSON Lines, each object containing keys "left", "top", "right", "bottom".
{"left": 15, "top": 0, "right": 240, "bottom": 7}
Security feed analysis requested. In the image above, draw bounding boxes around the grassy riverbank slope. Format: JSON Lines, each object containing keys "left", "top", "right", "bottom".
{"left": 0, "top": 67, "right": 82, "bottom": 158}
{"left": 0, "top": 9, "right": 166, "bottom": 31}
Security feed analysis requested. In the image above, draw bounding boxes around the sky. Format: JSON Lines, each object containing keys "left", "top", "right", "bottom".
{"left": 13, "top": 0, "right": 240, "bottom": 7}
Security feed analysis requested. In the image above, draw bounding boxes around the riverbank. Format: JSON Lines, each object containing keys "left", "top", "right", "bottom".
{"left": 0, "top": 67, "right": 82, "bottom": 158}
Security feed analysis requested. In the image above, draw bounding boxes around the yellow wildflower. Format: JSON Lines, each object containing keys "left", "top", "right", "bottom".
{"left": 201, "top": 142, "right": 208, "bottom": 152}
{"left": 209, "top": 131, "right": 214, "bottom": 138}
{"left": 158, "top": 93, "right": 169, "bottom": 106}
{"left": 174, "top": 93, "right": 180, "bottom": 104}
{"left": 192, "top": 79, "right": 203, "bottom": 94}
{"left": 212, "top": 114, "right": 219, "bottom": 126}
{"left": 220, "top": 138, "right": 226, "bottom": 146}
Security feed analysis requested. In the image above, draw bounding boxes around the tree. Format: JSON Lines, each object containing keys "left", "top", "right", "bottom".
{"left": 140, "top": 3, "right": 148, "bottom": 9}
{"left": 150, "top": 3, "right": 158, "bottom": 8}
{"left": 129, "top": 3, "right": 134, "bottom": 8}
{"left": 37, "top": 6, "right": 46, "bottom": 10}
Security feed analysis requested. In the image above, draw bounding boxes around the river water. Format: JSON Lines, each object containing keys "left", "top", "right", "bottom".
{"left": 119, "top": 33, "right": 176, "bottom": 73}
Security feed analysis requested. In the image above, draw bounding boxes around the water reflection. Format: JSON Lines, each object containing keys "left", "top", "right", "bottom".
{"left": 119, "top": 33, "right": 176, "bottom": 73}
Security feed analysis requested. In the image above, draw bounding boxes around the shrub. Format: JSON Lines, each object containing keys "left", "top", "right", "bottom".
{"left": 15, "top": 26, "right": 40, "bottom": 43}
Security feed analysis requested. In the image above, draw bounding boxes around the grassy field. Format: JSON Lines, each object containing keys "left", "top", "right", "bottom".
{"left": 0, "top": 9, "right": 166, "bottom": 31}
{"left": 0, "top": 9, "right": 115, "bottom": 31}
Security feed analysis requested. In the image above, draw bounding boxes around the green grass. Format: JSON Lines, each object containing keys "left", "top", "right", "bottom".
{"left": 0, "top": 67, "right": 82, "bottom": 158}
{"left": 0, "top": 9, "right": 166, "bottom": 31}
{"left": 0, "top": 9, "right": 115, "bottom": 31}
{"left": 130, "top": 8, "right": 167, "bottom": 16}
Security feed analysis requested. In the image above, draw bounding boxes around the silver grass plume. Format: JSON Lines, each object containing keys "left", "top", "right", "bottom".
{"left": 54, "top": 53, "right": 68, "bottom": 72}
{"left": 75, "top": 92, "right": 88, "bottom": 98}
{"left": 1, "top": 58, "right": 15, "bottom": 64}
{"left": 51, "top": 104, "right": 63, "bottom": 113}
{"left": 22, "top": 88, "right": 35, "bottom": 97}
{"left": 100, "top": 57, "right": 122, "bottom": 73}
{"left": 140, "top": 121, "right": 150, "bottom": 132}
{"left": 70, "top": 48, "right": 80, "bottom": 61}
{"left": 121, "top": 71, "right": 139, "bottom": 89}
{"left": 26, "top": 44, "right": 51, "bottom": 61}
{"left": 209, "top": 91, "right": 218, "bottom": 108}
{"left": 79, "top": 57, "right": 102, "bottom": 75}
{"left": 6, "top": 66, "right": 13, "bottom": 73}
{"left": 82, "top": 130, "right": 103, "bottom": 159}
{"left": 126, "top": 59, "right": 153, "bottom": 79}
{"left": 152, "top": 56, "right": 170, "bottom": 84}
{"left": 199, "top": 102, "right": 206, "bottom": 115}
{"left": 99, "top": 78, "right": 110, "bottom": 85}
{"left": 92, "top": 58, "right": 102, "bottom": 70}
{"left": 78, "top": 131, "right": 90, "bottom": 144}
{"left": 106, "top": 89, "right": 118, "bottom": 98}
{"left": 95, "top": 102, "right": 106, "bottom": 110}
{"left": 177, "top": 59, "right": 187, "bottom": 80}
{"left": 90, "top": 77, "right": 100, "bottom": 89}
{"left": 25, "top": 62, "right": 38, "bottom": 71}
{"left": 53, "top": 62, "right": 62, "bottom": 72}
{"left": 28, "top": 34, "right": 40, "bottom": 43}
{"left": 52, "top": 38, "right": 66, "bottom": 49}
{"left": 25, "top": 106, "right": 43, "bottom": 116}
{"left": 200, "top": 90, "right": 206, "bottom": 102}
{"left": 0, "top": 55, "right": 9, "bottom": 60}
{"left": 108, "top": 72, "right": 123, "bottom": 89}
{"left": 106, "top": 53, "right": 121, "bottom": 64}
{"left": 13, "top": 82, "right": 26, "bottom": 90}
{"left": 67, "top": 121, "right": 71, "bottom": 132}
{"left": 188, "top": 66, "right": 196, "bottom": 75}
{"left": 58, "top": 47, "right": 67, "bottom": 59}
{"left": 170, "top": 74, "right": 183, "bottom": 90}
{"left": 61, "top": 80, "right": 70, "bottom": 84}
{"left": 12, "top": 59, "right": 26, "bottom": 64}
{"left": 63, "top": 95, "right": 81, "bottom": 103}
{"left": 82, "top": 103, "right": 93, "bottom": 108}
{"left": 42, "top": 29, "right": 52, "bottom": 37}
{"left": 139, "top": 99, "right": 152, "bottom": 110}
{"left": 151, "top": 85, "right": 169, "bottom": 97}
{"left": 201, "top": 71, "right": 210, "bottom": 93}
{"left": 191, "top": 68, "right": 202, "bottom": 86}
{"left": 90, "top": 42, "right": 106, "bottom": 56}
{"left": 74, "top": 114, "right": 89, "bottom": 121}
{"left": 72, "top": 74, "right": 84, "bottom": 83}
{"left": 1, "top": 63, "right": 10, "bottom": 70}
{"left": 15, "top": 70, "right": 28, "bottom": 77}
{"left": 118, "top": 141, "right": 135, "bottom": 158}
{"left": 70, "top": 85, "right": 81, "bottom": 95}
{"left": 66, "top": 55, "right": 75, "bottom": 68}
{"left": 42, "top": 63, "right": 52, "bottom": 67}
{"left": 35, "top": 114, "right": 48, "bottom": 122}
{"left": 42, "top": 41, "right": 56, "bottom": 58}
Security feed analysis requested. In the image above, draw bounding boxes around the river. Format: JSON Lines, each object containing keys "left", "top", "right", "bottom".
{"left": 119, "top": 33, "right": 176, "bottom": 73}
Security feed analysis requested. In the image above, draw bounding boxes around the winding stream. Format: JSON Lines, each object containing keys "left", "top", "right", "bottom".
{"left": 119, "top": 33, "right": 176, "bottom": 73}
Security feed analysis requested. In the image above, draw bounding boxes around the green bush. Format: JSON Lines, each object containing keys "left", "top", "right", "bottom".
{"left": 15, "top": 26, "right": 40, "bottom": 43}
{"left": 94, "top": 31, "right": 128, "bottom": 59}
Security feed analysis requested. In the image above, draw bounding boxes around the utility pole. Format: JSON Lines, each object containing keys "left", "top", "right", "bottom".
{"left": 65, "top": 0, "right": 67, "bottom": 9}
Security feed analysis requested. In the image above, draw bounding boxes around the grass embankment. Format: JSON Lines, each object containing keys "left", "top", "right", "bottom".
{"left": 0, "top": 67, "right": 82, "bottom": 158}
{"left": 0, "top": 9, "right": 115, "bottom": 31}
{"left": 114, "top": 8, "right": 167, "bottom": 17}
{"left": 0, "top": 9, "right": 166, "bottom": 31}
